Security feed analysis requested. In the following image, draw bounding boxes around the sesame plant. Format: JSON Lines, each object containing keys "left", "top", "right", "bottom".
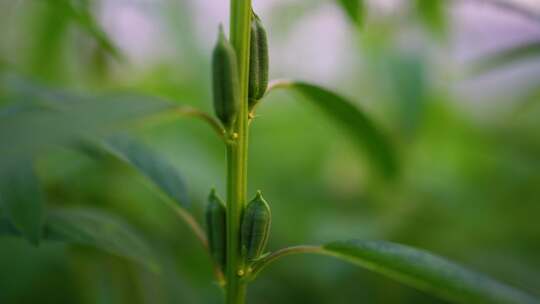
{"left": 1, "top": 1, "right": 540, "bottom": 304}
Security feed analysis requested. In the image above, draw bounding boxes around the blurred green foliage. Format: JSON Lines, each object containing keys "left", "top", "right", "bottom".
{"left": 1, "top": 0, "right": 540, "bottom": 303}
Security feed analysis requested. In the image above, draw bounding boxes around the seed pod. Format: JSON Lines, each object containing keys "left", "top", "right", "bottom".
{"left": 248, "top": 13, "right": 269, "bottom": 108}
{"left": 205, "top": 189, "right": 227, "bottom": 271}
{"left": 212, "top": 26, "right": 240, "bottom": 129}
{"left": 241, "top": 191, "right": 271, "bottom": 261}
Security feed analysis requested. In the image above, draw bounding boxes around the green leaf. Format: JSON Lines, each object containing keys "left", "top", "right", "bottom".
{"left": 44, "top": 0, "right": 122, "bottom": 60}
{"left": 100, "top": 135, "right": 189, "bottom": 207}
{"left": 0, "top": 160, "right": 44, "bottom": 245}
{"left": 336, "top": 0, "right": 365, "bottom": 25}
{"left": 283, "top": 82, "right": 398, "bottom": 179}
{"left": 384, "top": 54, "right": 427, "bottom": 137}
{"left": 0, "top": 82, "right": 175, "bottom": 168}
{"left": 46, "top": 208, "right": 159, "bottom": 271}
{"left": 415, "top": 0, "right": 446, "bottom": 35}
{"left": 28, "top": 0, "right": 72, "bottom": 80}
{"left": 0, "top": 217, "right": 23, "bottom": 237}
{"left": 64, "top": 0, "right": 123, "bottom": 60}
{"left": 0, "top": 74, "right": 224, "bottom": 169}
{"left": 0, "top": 208, "right": 159, "bottom": 272}
{"left": 324, "top": 240, "right": 539, "bottom": 304}
{"left": 471, "top": 42, "right": 540, "bottom": 75}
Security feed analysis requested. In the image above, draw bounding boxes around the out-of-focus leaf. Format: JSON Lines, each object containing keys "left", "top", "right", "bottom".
{"left": 0, "top": 85, "right": 175, "bottom": 168}
{"left": 100, "top": 135, "right": 190, "bottom": 207}
{"left": 0, "top": 208, "right": 159, "bottom": 271}
{"left": 386, "top": 54, "right": 427, "bottom": 137}
{"left": 415, "top": 0, "right": 446, "bottom": 35}
{"left": 45, "top": 0, "right": 122, "bottom": 60}
{"left": 0, "top": 160, "right": 43, "bottom": 245}
{"left": 277, "top": 81, "right": 398, "bottom": 179}
{"left": 336, "top": 0, "right": 365, "bottom": 25}
{"left": 1, "top": 75, "right": 223, "bottom": 173}
{"left": 64, "top": 0, "right": 122, "bottom": 60}
{"left": 27, "top": 0, "right": 121, "bottom": 80}
{"left": 478, "top": 0, "right": 540, "bottom": 23}
{"left": 46, "top": 208, "right": 159, "bottom": 271}
{"left": 28, "top": 0, "right": 123, "bottom": 81}
{"left": 513, "top": 88, "right": 540, "bottom": 117}
{"left": 0, "top": 73, "right": 83, "bottom": 121}
{"left": 323, "top": 240, "right": 539, "bottom": 304}
{"left": 0, "top": 217, "right": 20, "bottom": 236}
{"left": 30, "top": 0, "right": 71, "bottom": 79}
{"left": 471, "top": 41, "right": 540, "bottom": 75}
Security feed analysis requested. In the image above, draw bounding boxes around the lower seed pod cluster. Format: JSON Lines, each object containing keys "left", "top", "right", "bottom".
{"left": 241, "top": 191, "right": 271, "bottom": 262}
{"left": 205, "top": 189, "right": 227, "bottom": 272}
{"left": 205, "top": 189, "right": 272, "bottom": 276}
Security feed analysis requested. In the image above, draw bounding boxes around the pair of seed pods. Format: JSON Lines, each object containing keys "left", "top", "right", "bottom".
{"left": 205, "top": 190, "right": 271, "bottom": 273}
{"left": 212, "top": 12, "right": 269, "bottom": 130}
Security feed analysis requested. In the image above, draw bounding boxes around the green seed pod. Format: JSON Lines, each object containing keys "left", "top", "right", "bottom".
{"left": 241, "top": 191, "right": 271, "bottom": 261}
{"left": 248, "top": 13, "right": 269, "bottom": 107}
{"left": 205, "top": 189, "right": 227, "bottom": 271}
{"left": 212, "top": 26, "right": 240, "bottom": 129}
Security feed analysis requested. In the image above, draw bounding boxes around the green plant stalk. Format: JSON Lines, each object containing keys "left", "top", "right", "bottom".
{"left": 226, "top": 0, "right": 251, "bottom": 304}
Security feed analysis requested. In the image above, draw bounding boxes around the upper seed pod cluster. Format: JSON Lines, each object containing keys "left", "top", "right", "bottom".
{"left": 212, "top": 26, "right": 240, "bottom": 130}
{"left": 248, "top": 13, "right": 269, "bottom": 108}
{"left": 212, "top": 13, "right": 268, "bottom": 127}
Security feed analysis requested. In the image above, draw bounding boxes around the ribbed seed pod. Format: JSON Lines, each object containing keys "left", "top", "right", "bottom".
{"left": 205, "top": 189, "right": 227, "bottom": 272}
{"left": 241, "top": 191, "right": 271, "bottom": 261}
{"left": 212, "top": 26, "right": 240, "bottom": 129}
{"left": 248, "top": 13, "right": 269, "bottom": 108}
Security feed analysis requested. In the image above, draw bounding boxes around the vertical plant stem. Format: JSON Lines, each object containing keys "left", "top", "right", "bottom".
{"left": 226, "top": 0, "right": 251, "bottom": 304}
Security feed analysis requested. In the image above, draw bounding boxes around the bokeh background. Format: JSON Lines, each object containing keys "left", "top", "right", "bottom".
{"left": 1, "top": 0, "right": 540, "bottom": 303}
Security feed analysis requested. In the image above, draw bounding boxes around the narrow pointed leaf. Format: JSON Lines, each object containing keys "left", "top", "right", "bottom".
{"left": 0, "top": 161, "right": 43, "bottom": 245}
{"left": 0, "top": 209, "right": 159, "bottom": 271}
{"left": 283, "top": 82, "right": 398, "bottom": 178}
{"left": 43, "top": 0, "right": 122, "bottom": 60}
{"left": 336, "top": 0, "right": 365, "bottom": 25}
{"left": 0, "top": 82, "right": 175, "bottom": 168}
{"left": 100, "top": 135, "right": 189, "bottom": 207}
{"left": 0, "top": 75, "right": 222, "bottom": 169}
{"left": 323, "top": 240, "right": 539, "bottom": 304}
{"left": 46, "top": 208, "right": 158, "bottom": 271}
{"left": 0, "top": 217, "right": 21, "bottom": 236}
{"left": 65, "top": 0, "right": 123, "bottom": 60}
{"left": 30, "top": 0, "right": 71, "bottom": 79}
{"left": 472, "top": 41, "right": 540, "bottom": 75}
{"left": 416, "top": 0, "right": 446, "bottom": 35}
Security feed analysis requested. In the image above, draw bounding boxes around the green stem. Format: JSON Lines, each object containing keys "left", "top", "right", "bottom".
{"left": 226, "top": 0, "right": 251, "bottom": 304}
